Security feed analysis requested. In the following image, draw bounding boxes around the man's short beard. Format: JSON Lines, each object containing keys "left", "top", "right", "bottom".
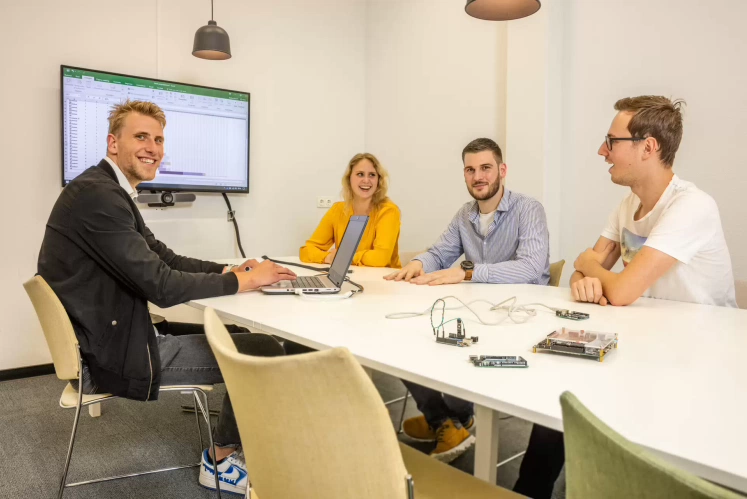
{"left": 468, "top": 178, "right": 501, "bottom": 201}
{"left": 122, "top": 157, "right": 157, "bottom": 182}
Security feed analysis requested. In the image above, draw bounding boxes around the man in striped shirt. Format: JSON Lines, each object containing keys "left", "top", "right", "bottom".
{"left": 384, "top": 137, "right": 550, "bottom": 462}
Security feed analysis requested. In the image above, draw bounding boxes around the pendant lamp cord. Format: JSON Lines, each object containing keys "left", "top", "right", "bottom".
{"left": 211, "top": 0, "right": 214, "bottom": 21}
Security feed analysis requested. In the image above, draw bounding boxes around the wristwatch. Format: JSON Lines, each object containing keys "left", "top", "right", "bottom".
{"left": 461, "top": 261, "right": 474, "bottom": 281}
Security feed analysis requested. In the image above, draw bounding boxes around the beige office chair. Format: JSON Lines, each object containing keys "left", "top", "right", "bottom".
{"left": 548, "top": 260, "right": 565, "bottom": 287}
{"left": 735, "top": 280, "right": 747, "bottom": 309}
{"left": 561, "top": 391, "right": 741, "bottom": 499}
{"left": 399, "top": 250, "right": 424, "bottom": 266}
{"left": 23, "top": 276, "right": 222, "bottom": 499}
{"left": 203, "top": 307, "right": 522, "bottom": 499}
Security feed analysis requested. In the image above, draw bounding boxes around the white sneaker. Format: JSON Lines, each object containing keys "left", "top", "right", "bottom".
{"left": 199, "top": 447, "right": 250, "bottom": 496}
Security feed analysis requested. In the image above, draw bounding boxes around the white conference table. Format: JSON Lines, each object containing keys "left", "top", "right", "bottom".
{"left": 189, "top": 258, "right": 747, "bottom": 493}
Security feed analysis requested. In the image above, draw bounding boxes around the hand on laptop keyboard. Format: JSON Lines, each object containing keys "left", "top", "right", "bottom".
{"left": 235, "top": 260, "right": 297, "bottom": 292}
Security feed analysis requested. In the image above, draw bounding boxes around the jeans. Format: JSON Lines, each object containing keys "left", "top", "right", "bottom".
{"left": 401, "top": 380, "right": 473, "bottom": 428}
{"left": 513, "top": 424, "right": 565, "bottom": 499}
{"left": 155, "top": 321, "right": 285, "bottom": 447}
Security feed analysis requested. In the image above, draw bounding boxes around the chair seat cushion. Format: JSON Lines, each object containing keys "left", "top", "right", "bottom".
{"left": 159, "top": 385, "right": 214, "bottom": 392}
{"left": 59, "top": 383, "right": 114, "bottom": 408}
{"left": 399, "top": 442, "right": 524, "bottom": 499}
{"left": 59, "top": 383, "right": 214, "bottom": 408}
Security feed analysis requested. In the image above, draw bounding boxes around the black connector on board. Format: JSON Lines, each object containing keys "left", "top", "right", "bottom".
{"left": 556, "top": 309, "right": 590, "bottom": 321}
{"left": 469, "top": 355, "right": 528, "bottom": 368}
{"left": 434, "top": 318, "right": 478, "bottom": 347}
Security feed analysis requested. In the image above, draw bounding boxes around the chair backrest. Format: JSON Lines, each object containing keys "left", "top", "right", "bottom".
{"left": 735, "top": 280, "right": 747, "bottom": 309}
{"left": 560, "top": 391, "right": 742, "bottom": 499}
{"left": 203, "top": 307, "right": 411, "bottom": 499}
{"left": 548, "top": 260, "right": 565, "bottom": 287}
{"left": 23, "top": 276, "right": 80, "bottom": 380}
{"left": 399, "top": 250, "right": 424, "bottom": 267}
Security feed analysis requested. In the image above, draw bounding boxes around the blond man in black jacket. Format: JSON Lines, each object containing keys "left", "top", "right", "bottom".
{"left": 38, "top": 100, "right": 295, "bottom": 495}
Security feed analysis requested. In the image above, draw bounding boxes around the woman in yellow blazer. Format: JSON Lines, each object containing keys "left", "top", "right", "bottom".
{"left": 300, "top": 153, "right": 402, "bottom": 268}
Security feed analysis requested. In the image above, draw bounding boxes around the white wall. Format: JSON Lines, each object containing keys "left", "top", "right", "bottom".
{"left": 149, "top": 0, "right": 368, "bottom": 261}
{"left": 502, "top": 0, "right": 747, "bottom": 285}
{"left": 365, "top": 0, "right": 503, "bottom": 254}
{"left": 556, "top": 0, "right": 747, "bottom": 282}
{"left": 0, "top": 0, "right": 367, "bottom": 370}
{"left": 503, "top": 2, "right": 565, "bottom": 265}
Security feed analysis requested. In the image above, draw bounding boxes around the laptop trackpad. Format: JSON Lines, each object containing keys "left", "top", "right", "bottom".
{"left": 270, "top": 281, "right": 293, "bottom": 288}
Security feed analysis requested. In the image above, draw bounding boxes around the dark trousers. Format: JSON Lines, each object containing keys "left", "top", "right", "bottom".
{"left": 513, "top": 424, "right": 565, "bottom": 499}
{"left": 401, "top": 380, "right": 473, "bottom": 428}
{"left": 282, "top": 339, "right": 316, "bottom": 356}
{"left": 155, "top": 321, "right": 284, "bottom": 447}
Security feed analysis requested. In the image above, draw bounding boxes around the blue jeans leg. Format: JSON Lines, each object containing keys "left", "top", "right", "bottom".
{"left": 159, "top": 330, "right": 284, "bottom": 446}
{"left": 443, "top": 392, "right": 474, "bottom": 424}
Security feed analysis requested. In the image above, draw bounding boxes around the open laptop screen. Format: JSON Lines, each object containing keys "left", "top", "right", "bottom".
{"left": 327, "top": 215, "right": 369, "bottom": 287}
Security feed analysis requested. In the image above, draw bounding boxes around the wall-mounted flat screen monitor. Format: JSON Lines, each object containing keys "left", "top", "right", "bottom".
{"left": 61, "top": 65, "right": 250, "bottom": 193}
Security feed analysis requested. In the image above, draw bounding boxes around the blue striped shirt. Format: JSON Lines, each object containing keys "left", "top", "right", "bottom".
{"left": 414, "top": 190, "right": 550, "bottom": 284}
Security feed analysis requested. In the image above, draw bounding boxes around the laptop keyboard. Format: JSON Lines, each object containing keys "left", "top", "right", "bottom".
{"left": 291, "top": 276, "right": 327, "bottom": 289}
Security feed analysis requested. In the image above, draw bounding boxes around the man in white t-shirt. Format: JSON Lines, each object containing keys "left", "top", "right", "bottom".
{"left": 571, "top": 96, "right": 736, "bottom": 308}
{"left": 513, "top": 95, "right": 737, "bottom": 499}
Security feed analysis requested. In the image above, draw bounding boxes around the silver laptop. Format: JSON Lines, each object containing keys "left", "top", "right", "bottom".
{"left": 261, "top": 215, "right": 369, "bottom": 294}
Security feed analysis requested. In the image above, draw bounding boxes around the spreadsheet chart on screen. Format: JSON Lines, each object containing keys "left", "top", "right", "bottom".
{"left": 62, "top": 67, "right": 249, "bottom": 192}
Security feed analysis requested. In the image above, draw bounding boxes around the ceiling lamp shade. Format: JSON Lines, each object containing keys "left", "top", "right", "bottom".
{"left": 465, "top": 0, "right": 541, "bottom": 21}
{"left": 193, "top": 0, "right": 231, "bottom": 60}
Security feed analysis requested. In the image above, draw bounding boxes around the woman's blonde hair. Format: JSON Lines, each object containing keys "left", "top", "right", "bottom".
{"left": 341, "top": 153, "right": 390, "bottom": 210}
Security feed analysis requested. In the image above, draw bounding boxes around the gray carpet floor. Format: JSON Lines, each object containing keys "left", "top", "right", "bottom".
{"left": 0, "top": 372, "right": 565, "bottom": 499}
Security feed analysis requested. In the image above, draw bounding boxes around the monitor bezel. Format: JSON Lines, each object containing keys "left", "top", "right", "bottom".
{"left": 60, "top": 64, "right": 251, "bottom": 194}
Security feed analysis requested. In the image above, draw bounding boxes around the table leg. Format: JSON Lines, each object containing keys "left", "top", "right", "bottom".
{"left": 474, "top": 404, "right": 499, "bottom": 483}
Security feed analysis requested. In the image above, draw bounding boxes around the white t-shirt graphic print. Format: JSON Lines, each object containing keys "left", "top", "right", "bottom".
{"left": 601, "top": 175, "right": 736, "bottom": 307}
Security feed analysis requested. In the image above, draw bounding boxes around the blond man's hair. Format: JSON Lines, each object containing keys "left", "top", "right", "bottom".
{"left": 108, "top": 100, "right": 166, "bottom": 137}
{"left": 341, "top": 153, "right": 390, "bottom": 210}
{"left": 614, "top": 96, "right": 685, "bottom": 167}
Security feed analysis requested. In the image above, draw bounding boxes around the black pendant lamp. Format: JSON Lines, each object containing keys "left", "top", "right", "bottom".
{"left": 465, "top": 0, "right": 541, "bottom": 21}
{"left": 193, "top": 0, "right": 231, "bottom": 60}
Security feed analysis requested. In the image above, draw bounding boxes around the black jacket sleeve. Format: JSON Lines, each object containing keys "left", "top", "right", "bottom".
{"left": 70, "top": 183, "right": 239, "bottom": 308}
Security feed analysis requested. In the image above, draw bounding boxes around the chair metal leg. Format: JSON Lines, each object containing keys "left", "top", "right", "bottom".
{"left": 406, "top": 474, "right": 415, "bottom": 498}
{"left": 397, "top": 390, "right": 410, "bottom": 434}
{"left": 194, "top": 389, "right": 221, "bottom": 499}
{"left": 181, "top": 403, "right": 220, "bottom": 417}
{"left": 59, "top": 381, "right": 220, "bottom": 495}
{"left": 66, "top": 463, "right": 201, "bottom": 487}
{"left": 67, "top": 389, "right": 211, "bottom": 489}
{"left": 384, "top": 395, "right": 408, "bottom": 406}
{"left": 497, "top": 451, "right": 526, "bottom": 468}
{"left": 59, "top": 357, "right": 86, "bottom": 499}
{"left": 193, "top": 393, "right": 204, "bottom": 452}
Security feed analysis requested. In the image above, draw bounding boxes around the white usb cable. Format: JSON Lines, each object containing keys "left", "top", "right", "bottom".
{"left": 386, "top": 295, "right": 559, "bottom": 326}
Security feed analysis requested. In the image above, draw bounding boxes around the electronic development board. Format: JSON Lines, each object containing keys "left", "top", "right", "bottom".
{"left": 533, "top": 328, "right": 618, "bottom": 362}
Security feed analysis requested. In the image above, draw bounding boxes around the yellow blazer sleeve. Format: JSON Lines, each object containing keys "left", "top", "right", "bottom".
{"left": 300, "top": 204, "right": 342, "bottom": 263}
{"left": 352, "top": 203, "right": 401, "bottom": 268}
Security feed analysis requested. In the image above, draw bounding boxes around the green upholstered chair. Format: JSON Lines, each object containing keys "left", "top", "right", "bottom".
{"left": 560, "top": 391, "right": 742, "bottom": 499}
